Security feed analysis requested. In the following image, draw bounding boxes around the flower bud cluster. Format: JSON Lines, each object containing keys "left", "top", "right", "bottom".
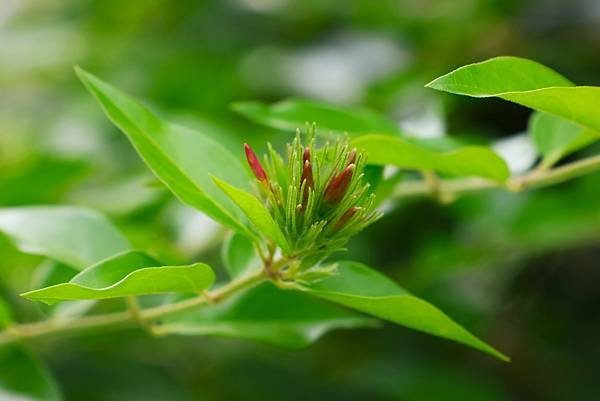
{"left": 244, "top": 126, "right": 381, "bottom": 267}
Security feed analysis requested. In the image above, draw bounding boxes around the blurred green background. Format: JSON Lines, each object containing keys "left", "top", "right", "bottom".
{"left": 1, "top": 0, "right": 599, "bottom": 400}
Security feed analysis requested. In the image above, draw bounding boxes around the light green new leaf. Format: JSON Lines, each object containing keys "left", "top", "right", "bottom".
{"left": 352, "top": 135, "right": 510, "bottom": 181}
{"left": 22, "top": 251, "right": 215, "bottom": 305}
{"left": 427, "top": 56, "right": 600, "bottom": 133}
{"left": 0, "top": 206, "right": 129, "bottom": 269}
{"left": 0, "top": 346, "right": 62, "bottom": 401}
{"left": 212, "top": 176, "right": 290, "bottom": 253}
{"left": 221, "top": 232, "right": 260, "bottom": 279}
{"left": 160, "top": 283, "right": 377, "bottom": 348}
{"left": 528, "top": 112, "right": 598, "bottom": 168}
{"left": 76, "top": 67, "right": 251, "bottom": 235}
{"left": 232, "top": 98, "right": 398, "bottom": 135}
{"left": 301, "top": 261, "right": 509, "bottom": 361}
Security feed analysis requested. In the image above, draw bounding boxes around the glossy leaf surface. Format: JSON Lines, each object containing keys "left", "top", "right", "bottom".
{"left": 0, "top": 206, "right": 129, "bottom": 269}
{"left": 427, "top": 56, "right": 600, "bottom": 132}
{"left": 160, "top": 282, "right": 376, "bottom": 348}
{"left": 301, "top": 261, "right": 509, "bottom": 361}
{"left": 76, "top": 67, "right": 251, "bottom": 235}
{"left": 22, "top": 251, "right": 215, "bottom": 305}
{"left": 352, "top": 135, "right": 510, "bottom": 181}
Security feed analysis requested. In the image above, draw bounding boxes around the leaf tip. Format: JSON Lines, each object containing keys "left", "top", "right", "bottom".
{"left": 424, "top": 76, "right": 444, "bottom": 91}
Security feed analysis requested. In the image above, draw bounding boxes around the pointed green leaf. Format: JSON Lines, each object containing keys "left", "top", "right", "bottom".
{"left": 301, "top": 261, "right": 509, "bottom": 361}
{"left": 22, "top": 251, "right": 215, "bottom": 305}
{"left": 221, "top": 232, "right": 260, "bottom": 279}
{"left": 0, "top": 206, "right": 129, "bottom": 269}
{"left": 232, "top": 98, "right": 398, "bottom": 135}
{"left": 352, "top": 135, "right": 510, "bottom": 181}
{"left": 528, "top": 112, "right": 598, "bottom": 168}
{"left": 427, "top": 56, "right": 600, "bottom": 133}
{"left": 30, "top": 260, "right": 96, "bottom": 319}
{"left": 0, "top": 346, "right": 62, "bottom": 401}
{"left": 75, "top": 67, "right": 251, "bottom": 235}
{"left": 160, "top": 283, "right": 377, "bottom": 348}
{"left": 212, "top": 176, "right": 290, "bottom": 253}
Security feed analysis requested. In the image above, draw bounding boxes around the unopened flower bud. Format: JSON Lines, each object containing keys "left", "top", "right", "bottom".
{"left": 335, "top": 207, "right": 360, "bottom": 229}
{"left": 347, "top": 148, "right": 357, "bottom": 166}
{"left": 299, "top": 148, "right": 314, "bottom": 210}
{"left": 302, "top": 147, "right": 311, "bottom": 164}
{"left": 244, "top": 143, "right": 267, "bottom": 182}
{"left": 324, "top": 164, "right": 355, "bottom": 205}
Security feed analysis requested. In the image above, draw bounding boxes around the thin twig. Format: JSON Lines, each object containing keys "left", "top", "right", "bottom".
{"left": 0, "top": 266, "right": 268, "bottom": 346}
{"left": 392, "top": 154, "right": 600, "bottom": 200}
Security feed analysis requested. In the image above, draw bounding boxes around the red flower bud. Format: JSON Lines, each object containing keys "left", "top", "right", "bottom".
{"left": 300, "top": 148, "right": 314, "bottom": 207}
{"left": 347, "top": 148, "right": 357, "bottom": 166}
{"left": 244, "top": 143, "right": 267, "bottom": 182}
{"left": 299, "top": 160, "right": 314, "bottom": 211}
{"left": 335, "top": 207, "right": 359, "bottom": 229}
{"left": 303, "top": 147, "right": 311, "bottom": 165}
{"left": 324, "top": 164, "right": 355, "bottom": 205}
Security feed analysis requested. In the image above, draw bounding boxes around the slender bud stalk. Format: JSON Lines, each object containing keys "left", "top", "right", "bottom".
{"left": 324, "top": 164, "right": 355, "bottom": 205}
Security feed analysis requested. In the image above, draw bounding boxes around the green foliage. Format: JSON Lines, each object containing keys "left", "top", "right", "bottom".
{"left": 352, "top": 135, "right": 510, "bottom": 181}
{"left": 300, "top": 261, "right": 508, "bottom": 361}
{"left": 427, "top": 56, "right": 600, "bottom": 133}
{"left": 221, "top": 233, "right": 259, "bottom": 279}
{"left": 75, "top": 67, "right": 252, "bottom": 236}
{"left": 23, "top": 251, "right": 215, "bottom": 305}
{"left": 528, "top": 112, "right": 598, "bottom": 168}
{"left": 0, "top": 206, "right": 129, "bottom": 269}
{"left": 0, "top": 346, "right": 62, "bottom": 401}
{"left": 0, "top": 297, "right": 12, "bottom": 329}
{"left": 2, "top": 53, "right": 600, "bottom": 399}
{"left": 159, "top": 283, "right": 376, "bottom": 348}
{"left": 212, "top": 176, "right": 290, "bottom": 253}
{"left": 232, "top": 99, "right": 398, "bottom": 135}
{"left": 0, "top": 158, "right": 88, "bottom": 206}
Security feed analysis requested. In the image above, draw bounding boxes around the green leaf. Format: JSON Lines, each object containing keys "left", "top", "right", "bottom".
{"left": 232, "top": 98, "right": 398, "bottom": 135}
{"left": 31, "top": 260, "right": 79, "bottom": 289}
{"left": 301, "top": 261, "right": 509, "bottom": 361}
{"left": 30, "top": 260, "right": 96, "bottom": 319}
{"left": 0, "top": 157, "right": 88, "bottom": 206}
{"left": 221, "top": 232, "right": 260, "bottom": 279}
{"left": 75, "top": 67, "right": 251, "bottom": 235}
{"left": 212, "top": 176, "right": 290, "bottom": 253}
{"left": 426, "top": 56, "right": 600, "bottom": 133}
{"left": 0, "top": 206, "right": 129, "bottom": 269}
{"left": 528, "top": 112, "right": 598, "bottom": 168}
{"left": 352, "top": 135, "right": 510, "bottom": 181}
{"left": 22, "top": 251, "right": 215, "bottom": 305}
{"left": 159, "top": 283, "right": 377, "bottom": 349}
{"left": 0, "top": 297, "right": 13, "bottom": 329}
{"left": 0, "top": 346, "right": 62, "bottom": 401}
